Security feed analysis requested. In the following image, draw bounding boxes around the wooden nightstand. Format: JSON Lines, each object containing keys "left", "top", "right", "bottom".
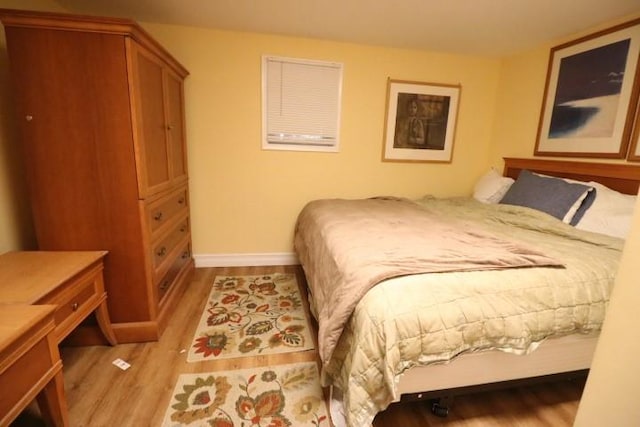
{"left": 0, "top": 251, "right": 117, "bottom": 345}
{"left": 0, "top": 304, "right": 68, "bottom": 426}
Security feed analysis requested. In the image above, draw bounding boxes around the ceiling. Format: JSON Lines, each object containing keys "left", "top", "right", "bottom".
{"left": 54, "top": 0, "right": 640, "bottom": 56}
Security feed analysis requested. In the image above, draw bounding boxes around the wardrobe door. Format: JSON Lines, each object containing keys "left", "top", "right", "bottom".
{"left": 165, "top": 69, "right": 188, "bottom": 184}
{"left": 129, "top": 41, "right": 171, "bottom": 198}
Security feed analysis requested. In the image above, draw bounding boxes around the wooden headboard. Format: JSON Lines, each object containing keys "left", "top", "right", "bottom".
{"left": 503, "top": 157, "right": 640, "bottom": 195}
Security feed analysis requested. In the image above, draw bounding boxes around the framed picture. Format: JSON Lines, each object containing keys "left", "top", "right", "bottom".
{"left": 535, "top": 18, "right": 640, "bottom": 158}
{"left": 628, "top": 99, "right": 640, "bottom": 161}
{"left": 382, "top": 79, "right": 460, "bottom": 163}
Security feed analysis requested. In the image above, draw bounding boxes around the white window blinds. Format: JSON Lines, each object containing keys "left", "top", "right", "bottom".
{"left": 262, "top": 56, "right": 343, "bottom": 152}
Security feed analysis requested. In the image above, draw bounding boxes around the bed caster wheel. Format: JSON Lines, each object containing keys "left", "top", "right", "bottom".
{"left": 431, "top": 401, "right": 449, "bottom": 417}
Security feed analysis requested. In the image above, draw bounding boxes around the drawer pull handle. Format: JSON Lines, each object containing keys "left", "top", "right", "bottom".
{"left": 71, "top": 302, "right": 79, "bottom": 311}
{"left": 182, "top": 251, "right": 190, "bottom": 259}
{"left": 180, "top": 226, "right": 186, "bottom": 233}
{"left": 157, "top": 247, "right": 167, "bottom": 257}
{"left": 178, "top": 197, "right": 185, "bottom": 205}
{"left": 159, "top": 280, "right": 170, "bottom": 290}
{"left": 154, "top": 212, "right": 163, "bottom": 221}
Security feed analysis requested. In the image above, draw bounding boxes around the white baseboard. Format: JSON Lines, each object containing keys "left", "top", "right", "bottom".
{"left": 194, "top": 252, "right": 299, "bottom": 267}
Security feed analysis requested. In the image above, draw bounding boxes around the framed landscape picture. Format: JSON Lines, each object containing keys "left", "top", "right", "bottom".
{"left": 382, "top": 79, "right": 460, "bottom": 163}
{"left": 535, "top": 18, "right": 640, "bottom": 158}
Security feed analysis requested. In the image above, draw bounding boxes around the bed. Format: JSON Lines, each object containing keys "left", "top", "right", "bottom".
{"left": 293, "top": 157, "right": 640, "bottom": 427}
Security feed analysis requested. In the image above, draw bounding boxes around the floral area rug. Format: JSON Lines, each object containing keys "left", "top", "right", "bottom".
{"left": 162, "top": 362, "right": 330, "bottom": 426}
{"left": 187, "top": 274, "right": 315, "bottom": 362}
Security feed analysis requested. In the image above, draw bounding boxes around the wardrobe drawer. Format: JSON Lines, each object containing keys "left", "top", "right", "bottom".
{"left": 145, "top": 187, "right": 188, "bottom": 235}
{"left": 156, "top": 243, "right": 191, "bottom": 302}
{"left": 151, "top": 216, "right": 190, "bottom": 271}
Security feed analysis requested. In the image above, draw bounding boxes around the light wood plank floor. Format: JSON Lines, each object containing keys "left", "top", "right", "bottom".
{"left": 13, "top": 265, "right": 586, "bottom": 426}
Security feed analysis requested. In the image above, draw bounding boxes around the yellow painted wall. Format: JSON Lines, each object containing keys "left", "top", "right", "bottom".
{"left": 0, "top": 2, "right": 638, "bottom": 422}
{"left": 143, "top": 23, "right": 501, "bottom": 254}
{"left": 493, "top": 14, "right": 640, "bottom": 423}
{"left": 574, "top": 187, "right": 640, "bottom": 425}
{"left": 490, "top": 12, "right": 640, "bottom": 169}
{"left": 0, "top": 6, "right": 501, "bottom": 256}
{"left": 0, "top": 5, "right": 638, "bottom": 258}
{"left": 488, "top": 46, "right": 549, "bottom": 165}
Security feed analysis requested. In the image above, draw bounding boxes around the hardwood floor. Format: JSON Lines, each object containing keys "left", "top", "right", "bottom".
{"left": 374, "top": 378, "right": 585, "bottom": 426}
{"left": 12, "top": 265, "right": 585, "bottom": 426}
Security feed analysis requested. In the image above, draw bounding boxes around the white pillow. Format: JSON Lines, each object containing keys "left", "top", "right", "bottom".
{"left": 575, "top": 181, "right": 637, "bottom": 239}
{"left": 473, "top": 168, "right": 514, "bottom": 204}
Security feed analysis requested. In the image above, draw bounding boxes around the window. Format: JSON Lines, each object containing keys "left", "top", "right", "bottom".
{"left": 262, "top": 56, "right": 343, "bottom": 152}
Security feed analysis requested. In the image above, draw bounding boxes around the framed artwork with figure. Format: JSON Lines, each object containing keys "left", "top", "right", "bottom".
{"left": 535, "top": 18, "right": 640, "bottom": 158}
{"left": 382, "top": 79, "right": 460, "bottom": 163}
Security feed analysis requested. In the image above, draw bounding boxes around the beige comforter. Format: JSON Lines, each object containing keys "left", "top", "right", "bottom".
{"left": 294, "top": 196, "right": 623, "bottom": 427}
{"left": 294, "top": 196, "right": 563, "bottom": 366}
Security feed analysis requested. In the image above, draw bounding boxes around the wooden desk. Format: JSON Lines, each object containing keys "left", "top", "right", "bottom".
{"left": 0, "top": 251, "right": 117, "bottom": 345}
{"left": 0, "top": 304, "right": 69, "bottom": 426}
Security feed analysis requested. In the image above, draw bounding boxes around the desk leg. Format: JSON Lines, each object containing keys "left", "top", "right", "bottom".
{"left": 95, "top": 298, "right": 117, "bottom": 346}
{"left": 36, "top": 370, "right": 69, "bottom": 427}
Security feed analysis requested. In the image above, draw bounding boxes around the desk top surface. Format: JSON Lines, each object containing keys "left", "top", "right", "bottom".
{"left": 0, "top": 251, "right": 107, "bottom": 303}
{"left": 0, "top": 304, "right": 57, "bottom": 353}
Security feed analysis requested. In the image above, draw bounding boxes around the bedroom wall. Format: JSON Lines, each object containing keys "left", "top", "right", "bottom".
{"left": 0, "top": 2, "right": 638, "bottom": 422}
{"left": 574, "top": 190, "right": 640, "bottom": 425}
{"left": 141, "top": 23, "right": 502, "bottom": 258}
{"left": 0, "top": 0, "right": 68, "bottom": 253}
{"left": 1, "top": 5, "right": 637, "bottom": 260}
{"left": 489, "top": 12, "right": 640, "bottom": 168}
{"left": 491, "top": 13, "right": 640, "bottom": 422}
{"left": 0, "top": 5, "right": 502, "bottom": 257}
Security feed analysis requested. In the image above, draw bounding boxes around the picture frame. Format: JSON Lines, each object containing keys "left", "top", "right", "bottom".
{"left": 628, "top": 99, "right": 640, "bottom": 161}
{"left": 382, "top": 79, "right": 460, "bottom": 163}
{"left": 535, "top": 18, "right": 640, "bottom": 159}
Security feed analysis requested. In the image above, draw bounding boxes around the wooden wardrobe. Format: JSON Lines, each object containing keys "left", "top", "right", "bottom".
{"left": 0, "top": 9, "right": 195, "bottom": 343}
